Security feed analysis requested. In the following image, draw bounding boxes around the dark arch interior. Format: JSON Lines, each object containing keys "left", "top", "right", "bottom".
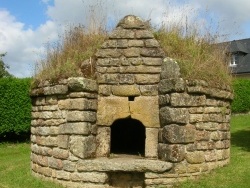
{"left": 110, "top": 118, "right": 145, "bottom": 156}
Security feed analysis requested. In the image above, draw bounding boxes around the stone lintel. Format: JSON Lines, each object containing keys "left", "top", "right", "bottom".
{"left": 77, "top": 157, "right": 172, "bottom": 173}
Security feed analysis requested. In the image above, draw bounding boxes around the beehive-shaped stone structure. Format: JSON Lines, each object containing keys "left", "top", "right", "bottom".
{"left": 30, "top": 15, "right": 233, "bottom": 188}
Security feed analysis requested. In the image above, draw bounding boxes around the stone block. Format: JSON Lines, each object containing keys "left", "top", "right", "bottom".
{"left": 189, "top": 107, "right": 204, "bottom": 114}
{"left": 112, "top": 85, "right": 140, "bottom": 96}
{"left": 68, "top": 77, "right": 97, "bottom": 92}
{"left": 143, "top": 58, "right": 162, "bottom": 66}
{"left": 48, "top": 157, "right": 63, "bottom": 170}
{"left": 101, "top": 40, "right": 119, "bottom": 48}
{"left": 189, "top": 114, "right": 203, "bottom": 123}
{"left": 69, "top": 135, "right": 96, "bottom": 159}
{"left": 186, "top": 164, "right": 201, "bottom": 173}
{"left": 66, "top": 111, "right": 96, "bottom": 122}
{"left": 195, "top": 130, "right": 210, "bottom": 141}
{"left": 135, "top": 30, "right": 154, "bottom": 39}
{"left": 97, "top": 73, "right": 119, "bottom": 84}
{"left": 159, "top": 78, "right": 185, "bottom": 94}
{"left": 97, "top": 96, "right": 130, "bottom": 126}
{"left": 185, "top": 151, "right": 205, "bottom": 164}
{"left": 43, "top": 85, "right": 68, "bottom": 95}
{"left": 170, "top": 93, "right": 206, "bottom": 107}
{"left": 36, "top": 136, "right": 58, "bottom": 147}
{"left": 32, "top": 111, "right": 65, "bottom": 119}
{"left": 123, "top": 47, "right": 141, "bottom": 57}
{"left": 95, "top": 49, "right": 122, "bottom": 58}
{"left": 139, "top": 85, "right": 158, "bottom": 96}
{"left": 96, "top": 127, "right": 110, "bottom": 157}
{"left": 37, "top": 166, "right": 52, "bottom": 177}
{"left": 63, "top": 160, "right": 76, "bottom": 172}
{"left": 45, "top": 96, "right": 58, "bottom": 104}
{"left": 77, "top": 158, "right": 172, "bottom": 172}
{"left": 96, "top": 58, "right": 120, "bottom": 67}
{"left": 208, "top": 88, "right": 233, "bottom": 100}
{"left": 173, "top": 162, "right": 187, "bottom": 174}
{"left": 145, "top": 128, "right": 158, "bottom": 158}
{"left": 128, "top": 57, "right": 143, "bottom": 65}
{"left": 56, "top": 170, "right": 70, "bottom": 180}
{"left": 160, "top": 57, "right": 180, "bottom": 79}
{"left": 158, "top": 144, "right": 185, "bottom": 162}
{"left": 36, "top": 127, "right": 50, "bottom": 136}
{"left": 140, "top": 48, "right": 165, "bottom": 57}
{"left": 160, "top": 107, "right": 189, "bottom": 125}
{"left": 36, "top": 155, "right": 49, "bottom": 167}
{"left": 52, "top": 148, "right": 69, "bottom": 159}
{"left": 162, "top": 124, "right": 196, "bottom": 143}
{"left": 130, "top": 96, "right": 160, "bottom": 127}
{"left": 210, "top": 131, "right": 221, "bottom": 141}
{"left": 119, "top": 74, "right": 135, "bottom": 84}
{"left": 109, "top": 28, "right": 135, "bottom": 39}
{"left": 120, "top": 65, "right": 161, "bottom": 74}
{"left": 159, "top": 94, "right": 170, "bottom": 106}
{"left": 70, "top": 172, "right": 108, "bottom": 183}
{"left": 98, "top": 85, "right": 112, "bottom": 96}
{"left": 128, "top": 40, "right": 144, "bottom": 47}
{"left": 196, "top": 141, "right": 215, "bottom": 150}
{"left": 117, "top": 15, "right": 149, "bottom": 29}
{"left": 145, "top": 39, "right": 160, "bottom": 47}
{"left": 195, "top": 122, "right": 219, "bottom": 130}
{"left": 59, "top": 122, "right": 91, "bottom": 135}
{"left": 57, "top": 135, "right": 69, "bottom": 149}
{"left": 58, "top": 98, "right": 97, "bottom": 110}
{"left": 135, "top": 74, "right": 160, "bottom": 84}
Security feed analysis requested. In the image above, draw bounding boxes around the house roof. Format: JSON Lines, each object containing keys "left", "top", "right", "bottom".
{"left": 222, "top": 38, "right": 250, "bottom": 74}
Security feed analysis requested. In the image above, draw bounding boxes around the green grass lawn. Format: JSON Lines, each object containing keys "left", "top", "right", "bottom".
{"left": 0, "top": 143, "right": 63, "bottom": 188}
{"left": 0, "top": 114, "right": 249, "bottom": 188}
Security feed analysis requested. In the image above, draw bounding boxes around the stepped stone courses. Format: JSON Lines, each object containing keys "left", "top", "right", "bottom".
{"left": 30, "top": 15, "right": 233, "bottom": 188}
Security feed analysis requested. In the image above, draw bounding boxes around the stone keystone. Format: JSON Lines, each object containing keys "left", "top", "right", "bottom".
{"left": 117, "top": 15, "right": 149, "bottom": 29}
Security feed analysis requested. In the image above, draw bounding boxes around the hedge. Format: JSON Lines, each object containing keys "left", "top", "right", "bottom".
{"left": 0, "top": 78, "right": 31, "bottom": 140}
{"left": 231, "top": 78, "right": 250, "bottom": 113}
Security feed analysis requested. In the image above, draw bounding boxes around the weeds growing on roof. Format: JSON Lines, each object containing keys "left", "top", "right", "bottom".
{"left": 33, "top": 25, "right": 106, "bottom": 87}
{"left": 33, "top": 3, "right": 232, "bottom": 88}
{"left": 155, "top": 21, "right": 232, "bottom": 87}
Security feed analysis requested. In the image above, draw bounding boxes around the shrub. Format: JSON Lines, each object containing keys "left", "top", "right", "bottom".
{"left": 231, "top": 78, "right": 250, "bottom": 113}
{"left": 0, "top": 78, "right": 32, "bottom": 140}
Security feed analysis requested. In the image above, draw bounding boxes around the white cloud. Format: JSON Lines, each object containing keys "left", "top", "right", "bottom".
{"left": 0, "top": 10, "right": 59, "bottom": 77}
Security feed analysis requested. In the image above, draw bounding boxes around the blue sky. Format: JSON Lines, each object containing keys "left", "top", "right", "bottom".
{"left": 1, "top": 0, "right": 250, "bottom": 77}
{"left": 1, "top": 0, "right": 49, "bottom": 29}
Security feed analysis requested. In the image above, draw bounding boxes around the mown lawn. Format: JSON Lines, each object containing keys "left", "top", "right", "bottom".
{"left": 0, "top": 143, "right": 63, "bottom": 188}
{"left": 0, "top": 114, "right": 249, "bottom": 188}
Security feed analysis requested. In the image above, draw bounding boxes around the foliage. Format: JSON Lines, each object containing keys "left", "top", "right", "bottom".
{"left": 231, "top": 78, "right": 250, "bottom": 113}
{"left": 33, "top": 25, "right": 106, "bottom": 87}
{"left": 155, "top": 28, "right": 232, "bottom": 87}
{"left": 0, "top": 78, "right": 32, "bottom": 140}
{"left": 0, "top": 53, "right": 12, "bottom": 78}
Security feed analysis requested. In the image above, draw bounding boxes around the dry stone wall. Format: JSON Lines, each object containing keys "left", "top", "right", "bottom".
{"left": 30, "top": 15, "right": 233, "bottom": 188}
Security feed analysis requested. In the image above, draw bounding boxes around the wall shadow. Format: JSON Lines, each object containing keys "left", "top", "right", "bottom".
{"left": 231, "top": 129, "right": 250, "bottom": 152}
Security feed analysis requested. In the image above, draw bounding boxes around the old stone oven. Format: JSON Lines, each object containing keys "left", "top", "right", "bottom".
{"left": 30, "top": 15, "right": 233, "bottom": 188}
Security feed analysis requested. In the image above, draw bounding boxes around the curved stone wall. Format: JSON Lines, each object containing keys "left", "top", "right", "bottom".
{"left": 30, "top": 15, "right": 233, "bottom": 188}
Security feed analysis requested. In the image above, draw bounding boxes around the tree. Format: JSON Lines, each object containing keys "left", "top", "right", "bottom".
{"left": 0, "top": 53, "right": 12, "bottom": 78}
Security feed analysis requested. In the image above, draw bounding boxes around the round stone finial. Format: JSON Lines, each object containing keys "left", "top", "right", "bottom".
{"left": 117, "top": 15, "right": 150, "bottom": 29}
